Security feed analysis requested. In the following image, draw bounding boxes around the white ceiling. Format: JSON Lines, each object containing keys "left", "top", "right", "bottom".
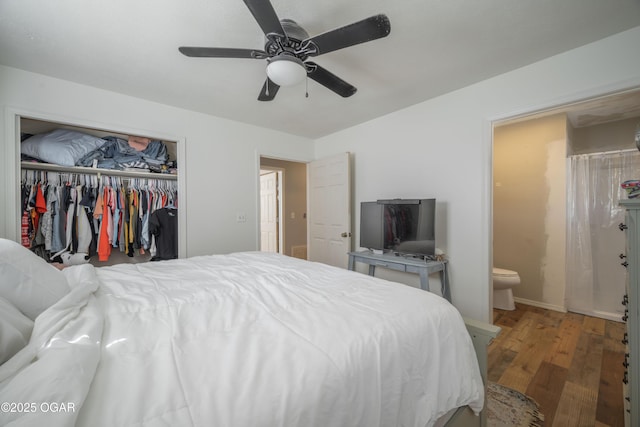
{"left": 2, "top": 0, "right": 640, "bottom": 139}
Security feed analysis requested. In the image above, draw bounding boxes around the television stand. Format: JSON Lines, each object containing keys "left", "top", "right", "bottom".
{"left": 347, "top": 250, "right": 451, "bottom": 303}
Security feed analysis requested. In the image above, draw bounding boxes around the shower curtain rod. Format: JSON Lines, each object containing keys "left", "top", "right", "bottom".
{"left": 569, "top": 148, "right": 639, "bottom": 158}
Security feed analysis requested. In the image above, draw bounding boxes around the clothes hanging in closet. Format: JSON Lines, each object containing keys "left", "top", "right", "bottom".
{"left": 20, "top": 170, "right": 177, "bottom": 264}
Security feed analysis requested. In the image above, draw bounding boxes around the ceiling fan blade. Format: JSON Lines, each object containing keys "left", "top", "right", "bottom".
{"left": 179, "top": 47, "right": 268, "bottom": 59}
{"left": 258, "top": 78, "right": 280, "bottom": 101}
{"left": 242, "top": 0, "right": 286, "bottom": 38}
{"left": 303, "top": 14, "right": 390, "bottom": 57}
{"left": 306, "top": 62, "right": 357, "bottom": 98}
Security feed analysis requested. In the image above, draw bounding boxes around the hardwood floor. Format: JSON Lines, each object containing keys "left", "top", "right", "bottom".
{"left": 488, "top": 303, "right": 626, "bottom": 427}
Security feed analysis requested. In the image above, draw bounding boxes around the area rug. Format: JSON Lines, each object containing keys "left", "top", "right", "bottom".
{"left": 486, "top": 382, "right": 545, "bottom": 427}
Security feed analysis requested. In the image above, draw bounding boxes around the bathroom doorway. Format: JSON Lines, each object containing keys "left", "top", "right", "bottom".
{"left": 492, "top": 88, "right": 640, "bottom": 318}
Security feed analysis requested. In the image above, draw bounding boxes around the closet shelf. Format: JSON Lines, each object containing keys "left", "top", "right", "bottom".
{"left": 21, "top": 161, "right": 177, "bottom": 180}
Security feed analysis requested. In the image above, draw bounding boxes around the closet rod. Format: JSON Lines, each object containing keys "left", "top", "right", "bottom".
{"left": 21, "top": 161, "right": 177, "bottom": 180}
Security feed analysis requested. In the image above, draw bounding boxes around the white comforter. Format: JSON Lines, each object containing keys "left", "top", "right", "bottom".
{"left": 0, "top": 252, "right": 483, "bottom": 427}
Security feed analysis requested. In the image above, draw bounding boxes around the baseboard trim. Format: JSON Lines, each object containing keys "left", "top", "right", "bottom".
{"left": 511, "top": 297, "right": 625, "bottom": 322}
{"left": 566, "top": 307, "right": 625, "bottom": 323}
{"left": 513, "top": 297, "right": 567, "bottom": 313}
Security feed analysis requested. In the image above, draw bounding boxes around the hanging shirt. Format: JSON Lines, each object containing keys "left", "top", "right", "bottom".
{"left": 140, "top": 189, "right": 151, "bottom": 250}
{"left": 76, "top": 185, "right": 92, "bottom": 254}
{"left": 41, "top": 184, "right": 55, "bottom": 251}
{"left": 79, "top": 185, "right": 98, "bottom": 258}
{"left": 112, "top": 186, "right": 121, "bottom": 248}
{"left": 149, "top": 207, "right": 178, "bottom": 261}
{"left": 50, "top": 186, "right": 65, "bottom": 253}
{"left": 63, "top": 187, "right": 76, "bottom": 253}
{"left": 21, "top": 211, "right": 30, "bottom": 248}
{"left": 97, "top": 186, "right": 113, "bottom": 262}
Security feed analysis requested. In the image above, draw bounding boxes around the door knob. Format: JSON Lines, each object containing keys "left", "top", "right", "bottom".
{"left": 341, "top": 232, "right": 352, "bottom": 238}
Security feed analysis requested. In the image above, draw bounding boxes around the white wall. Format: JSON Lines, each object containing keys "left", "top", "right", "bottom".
{"left": 0, "top": 65, "right": 315, "bottom": 257}
{"left": 315, "top": 26, "right": 640, "bottom": 322}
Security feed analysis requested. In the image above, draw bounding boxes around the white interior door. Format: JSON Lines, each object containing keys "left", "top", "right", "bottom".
{"left": 307, "top": 152, "right": 351, "bottom": 268}
{"left": 260, "top": 171, "right": 278, "bottom": 252}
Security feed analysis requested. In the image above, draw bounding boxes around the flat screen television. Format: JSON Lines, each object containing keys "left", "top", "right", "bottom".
{"left": 360, "top": 199, "right": 436, "bottom": 257}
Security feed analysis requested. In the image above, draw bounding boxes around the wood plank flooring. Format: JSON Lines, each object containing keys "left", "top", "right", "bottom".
{"left": 489, "top": 303, "right": 626, "bottom": 427}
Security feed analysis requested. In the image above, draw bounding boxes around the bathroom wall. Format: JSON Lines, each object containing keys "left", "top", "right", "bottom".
{"left": 493, "top": 113, "right": 567, "bottom": 310}
{"left": 572, "top": 117, "right": 640, "bottom": 154}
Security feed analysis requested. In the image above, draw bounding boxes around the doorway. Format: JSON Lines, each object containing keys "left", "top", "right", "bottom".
{"left": 259, "top": 156, "right": 308, "bottom": 259}
{"left": 260, "top": 169, "right": 282, "bottom": 253}
{"left": 492, "top": 88, "right": 640, "bottom": 318}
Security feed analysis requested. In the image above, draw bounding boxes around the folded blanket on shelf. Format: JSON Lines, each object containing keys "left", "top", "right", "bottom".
{"left": 76, "top": 136, "right": 168, "bottom": 171}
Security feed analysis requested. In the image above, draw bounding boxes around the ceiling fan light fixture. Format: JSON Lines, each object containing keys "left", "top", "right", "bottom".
{"left": 266, "top": 55, "right": 306, "bottom": 87}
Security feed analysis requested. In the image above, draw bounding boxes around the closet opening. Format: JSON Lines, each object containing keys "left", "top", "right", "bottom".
{"left": 13, "top": 113, "right": 185, "bottom": 266}
{"left": 259, "top": 156, "right": 308, "bottom": 259}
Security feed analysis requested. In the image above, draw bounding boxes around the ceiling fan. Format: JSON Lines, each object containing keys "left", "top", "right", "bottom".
{"left": 178, "top": 0, "right": 391, "bottom": 101}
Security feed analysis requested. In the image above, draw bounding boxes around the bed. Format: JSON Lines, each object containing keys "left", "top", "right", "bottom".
{"left": 0, "top": 238, "right": 498, "bottom": 427}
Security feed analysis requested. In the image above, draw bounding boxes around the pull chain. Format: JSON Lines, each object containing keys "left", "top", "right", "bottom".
{"left": 305, "top": 74, "right": 309, "bottom": 98}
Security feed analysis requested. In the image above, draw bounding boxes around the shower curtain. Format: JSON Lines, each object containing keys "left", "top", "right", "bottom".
{"left": 566, "top": 150, "right": 640, "bottom": 321}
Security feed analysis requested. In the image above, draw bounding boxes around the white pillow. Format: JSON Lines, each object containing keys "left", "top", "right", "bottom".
{"left": 0, "top": 239, "right": 70, "bottom": 320}
{"left": 21, "top": 129, "right": 106, "bottom": 167}
{"left": 0, "top": 296, "right": 34, "bottom": 364}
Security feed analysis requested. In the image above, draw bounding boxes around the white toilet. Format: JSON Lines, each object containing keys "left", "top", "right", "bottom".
{"left": 492, "top": 267, "right": 520, "bottom": 310}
